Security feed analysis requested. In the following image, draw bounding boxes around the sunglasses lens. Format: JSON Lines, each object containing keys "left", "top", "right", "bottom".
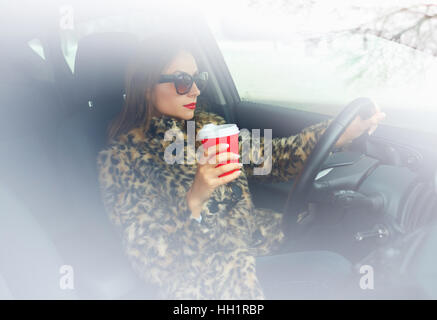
{"left": 173, "top": 72, "right": 208, "bottom": 94}
{"left": 194, "top": 72, "right": 208, "bottom": 91}
{"left": 175, "top": 73, "right": 193, "bottom": 94}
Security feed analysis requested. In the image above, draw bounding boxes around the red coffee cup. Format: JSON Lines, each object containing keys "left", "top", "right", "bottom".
{"left": 198, "top": 123, "right": 240, "bottom": 177}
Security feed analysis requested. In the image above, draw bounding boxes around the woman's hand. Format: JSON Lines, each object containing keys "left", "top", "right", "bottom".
{"left": 186, "top": 143, "right": 243, "bottom": 219}
{"left": 335, "top": 105, "right": 386, "bottom": 148}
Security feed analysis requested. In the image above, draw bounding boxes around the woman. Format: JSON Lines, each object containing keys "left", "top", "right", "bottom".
{"left": 97, "top": 32, "right": 385, "bottom": 299}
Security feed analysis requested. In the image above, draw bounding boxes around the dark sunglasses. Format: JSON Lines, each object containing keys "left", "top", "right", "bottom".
{"left": 158, "top": 71, "right": 209, "bottom": 95}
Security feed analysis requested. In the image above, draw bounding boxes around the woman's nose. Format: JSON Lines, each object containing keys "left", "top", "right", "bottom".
{"left": 188, "top": 82, "right": 200, "bottom": 97}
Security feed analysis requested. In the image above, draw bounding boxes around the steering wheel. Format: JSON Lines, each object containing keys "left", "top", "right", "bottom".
{"left": 282, "top": 97, "right": 378, "bottom": 244}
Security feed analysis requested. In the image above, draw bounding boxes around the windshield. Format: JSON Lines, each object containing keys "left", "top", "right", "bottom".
{"left": 203, "top": 0, "right": 437, "bottom": 134}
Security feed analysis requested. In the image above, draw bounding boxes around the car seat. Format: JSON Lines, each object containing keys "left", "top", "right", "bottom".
{"left": 0, "top": 39, "right": 78, "bottom": 299}
{"left": 55, "top": 32, "right": 160, "bottom": 299}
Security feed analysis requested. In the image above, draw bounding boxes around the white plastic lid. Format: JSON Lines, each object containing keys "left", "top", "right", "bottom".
{"left": 198, "top": 123, "right": 239, "bottom": 140}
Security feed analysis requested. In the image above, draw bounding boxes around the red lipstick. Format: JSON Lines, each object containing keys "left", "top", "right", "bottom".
{"left": 183, "top": 102, "right": 196, "bottom": 110}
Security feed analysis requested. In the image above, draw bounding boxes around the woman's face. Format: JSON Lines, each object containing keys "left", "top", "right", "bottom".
{"left": 151, "top": 50, "right": 201, "bottom": 120}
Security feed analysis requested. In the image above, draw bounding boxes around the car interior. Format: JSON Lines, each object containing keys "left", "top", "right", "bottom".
{"left": 1, "top": 1, "right": 437, "bottom": 299}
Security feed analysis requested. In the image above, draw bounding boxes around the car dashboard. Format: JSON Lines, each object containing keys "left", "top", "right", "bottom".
{"left": 299, "top": 138, "right": 437, "bottom": 262}
{"left": 249, "top": 136, "right": 437, "bottom": 262}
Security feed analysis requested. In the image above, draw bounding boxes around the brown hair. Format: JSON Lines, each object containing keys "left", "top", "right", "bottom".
{"left": 107, "top": 31, "right": 199, "bottom": 143}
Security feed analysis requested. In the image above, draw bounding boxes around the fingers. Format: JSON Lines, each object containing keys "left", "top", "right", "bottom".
{"left": 367, "top": 111, "right": 386, "bottom": 135}
{"left": 210, "top": 152, "right": 240, "bottom": 165}
{"left": 199, "top": 149, "right": 240, "bottom": 166}
{"left": 361, "top": 109, "right": 385, "bottom": 126}
{"left": 198, "top": 143, "right": 229, "bottom": 165}
{"left": 373, "top": 111, "right": 386, "bottom": 122}
{"left": 215, "top": 169, "right": 242, "bottom": 186}
{"left": 199, "top": 163, "right": 242, "bottom": 189}
{"left": 215, "top": 162, "right": 243, "bottom": 176}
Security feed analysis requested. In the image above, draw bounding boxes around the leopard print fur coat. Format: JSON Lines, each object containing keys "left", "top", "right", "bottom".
{"left": 97, "top": 104, "right": 331, "bottom": 299}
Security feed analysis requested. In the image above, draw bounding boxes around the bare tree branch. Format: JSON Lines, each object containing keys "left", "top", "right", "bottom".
{"left": 353, "top": 4, "right": 437, "bottom": 56}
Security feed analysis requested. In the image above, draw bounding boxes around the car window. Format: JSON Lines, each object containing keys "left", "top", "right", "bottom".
{"left": 28, "top": 38, "right": 46, "bottom": 60}
{"left": 205, "top": 1, "right": 437, "bottom": 134}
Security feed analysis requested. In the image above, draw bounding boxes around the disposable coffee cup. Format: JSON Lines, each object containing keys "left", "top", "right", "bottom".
{"left": 198, "top": 123, "right": 240, "bottom": 177}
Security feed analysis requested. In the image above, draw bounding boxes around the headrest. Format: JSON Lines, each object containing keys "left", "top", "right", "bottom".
{"left": 74, "top": 32, "right": 139, "bottom": 106}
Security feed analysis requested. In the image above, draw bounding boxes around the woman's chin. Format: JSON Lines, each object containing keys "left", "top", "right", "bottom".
{"left": 181, "top": 109, "right": 195, "bottom": 120}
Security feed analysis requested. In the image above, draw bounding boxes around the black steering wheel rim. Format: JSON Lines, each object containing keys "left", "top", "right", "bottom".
{"left": 282, "top": 97, "right": 378, "bottom": 242}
